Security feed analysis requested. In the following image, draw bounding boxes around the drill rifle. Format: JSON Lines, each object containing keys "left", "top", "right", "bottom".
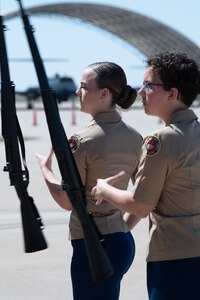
{"left": 17, "top": 0, "right": 113, "bottom": 281}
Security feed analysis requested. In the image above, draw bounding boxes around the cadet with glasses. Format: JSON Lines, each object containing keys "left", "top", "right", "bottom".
{"left": 92, "top": 51, "right": 200, "bottom": 300}
{"left": 36, "top": 61, "right": 142, "bottom": 300}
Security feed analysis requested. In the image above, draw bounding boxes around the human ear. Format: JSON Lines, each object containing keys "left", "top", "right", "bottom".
{"left": 100, "top": 88, "right": 110, "bottom": 97}
{"left": 168, "top": 87, "right": 179, "bottom": 101}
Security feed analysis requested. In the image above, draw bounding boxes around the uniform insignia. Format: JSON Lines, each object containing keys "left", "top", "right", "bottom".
{"left": 68, "top": 135, "right": 80, "bottom": 153}
{"left": 145, "top": 135, "right": 161, "bottom": 156}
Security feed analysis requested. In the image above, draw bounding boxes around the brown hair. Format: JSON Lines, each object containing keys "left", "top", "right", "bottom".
{"left": 87, "top": 62, "right": 137, "bottom": 109}
{"left": 146, "top": 51, "right": 200, "bottom": 107}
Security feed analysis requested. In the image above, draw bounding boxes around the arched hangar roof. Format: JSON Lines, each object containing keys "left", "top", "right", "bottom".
{"left": 4, "top": 2, "right": 200, "bottom": 62}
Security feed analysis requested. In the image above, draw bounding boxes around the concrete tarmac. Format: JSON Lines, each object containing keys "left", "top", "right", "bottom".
{"left": 1, "top": 102, "right": 199, "bottom": 299}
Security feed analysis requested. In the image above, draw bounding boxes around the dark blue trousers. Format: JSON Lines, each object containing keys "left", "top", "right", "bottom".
{"left": 71, "top": 232, "right": 135, "bottom": 300}
{"left": 147, "top": 257, "right": 200, "bottom": 300}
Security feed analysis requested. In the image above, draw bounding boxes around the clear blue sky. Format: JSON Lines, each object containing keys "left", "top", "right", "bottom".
{"left": 1, "top": 0, "right": 200, "bottom": 91}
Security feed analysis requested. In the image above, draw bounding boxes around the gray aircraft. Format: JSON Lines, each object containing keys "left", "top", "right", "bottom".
{"left": 16, "top": 73, "right": 77, "bottom": 109}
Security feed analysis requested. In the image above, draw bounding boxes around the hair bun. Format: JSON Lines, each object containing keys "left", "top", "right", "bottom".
{"left": 118, "top": 85, "right": 137, "bottom": 109}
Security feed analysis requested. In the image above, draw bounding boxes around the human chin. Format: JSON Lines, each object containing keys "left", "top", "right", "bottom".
{"left": 143, "top": 105, "right": 154, "bottom": 116}
{"left": 142, "top": 103, "right": 149, "bottom": 114}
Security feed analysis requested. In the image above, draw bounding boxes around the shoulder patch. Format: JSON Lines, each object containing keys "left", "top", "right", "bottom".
{"left": 144, "top": 135, "right": 161, "bottom": 156}
{"left": 68, "top": 135, "right": 80, "bottom": 153}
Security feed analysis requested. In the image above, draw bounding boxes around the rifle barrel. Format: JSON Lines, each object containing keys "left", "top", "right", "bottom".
{"left": 0, "top": 14, "right": 48, "bottom": 253}
{"left": 16, "top": 0, "right": 113, "bottom": 280}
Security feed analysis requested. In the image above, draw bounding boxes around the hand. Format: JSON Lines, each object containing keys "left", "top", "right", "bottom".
{"left": 91, "top": 178, "right": 106, "bottom": 205}
{"left": 35, "top": 148, "right": 54, "bottom": 171}
{"left": 91, "top": 171, "right": 126, "bottom": 205}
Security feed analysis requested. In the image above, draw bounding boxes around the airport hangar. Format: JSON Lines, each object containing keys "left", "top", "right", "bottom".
{"left": 4, "top": 2, "right": 200, "bottom": 63}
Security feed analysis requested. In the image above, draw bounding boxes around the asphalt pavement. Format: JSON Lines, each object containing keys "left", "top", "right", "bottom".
{"left": 1, "top": 102, "right": 199, "bottom": 299}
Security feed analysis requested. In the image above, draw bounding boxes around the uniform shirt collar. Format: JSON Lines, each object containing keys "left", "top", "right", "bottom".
{"left": 166, "top": 108, "right": 198, "bottom": 126}
{"left": 87, "top": 110, "right": 121, "bottom": 127}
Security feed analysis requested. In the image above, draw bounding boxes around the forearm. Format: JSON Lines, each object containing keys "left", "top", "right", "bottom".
{"left": 100, "top": 184, "right": 132, "bottom": 210}
{"left": 123, "top": 212, "right": 141, "bottom": 230}
{"left": 97, "top": 182, "right": 152, "bottom": 218}
{"left": 42, "top": 167, "right": 73, "bottom": 211}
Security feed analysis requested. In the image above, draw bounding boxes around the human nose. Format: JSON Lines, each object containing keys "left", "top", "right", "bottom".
{"left": 76, "top": 87, "right": 81, "bottom": 96}
{"left": 138, "top": 85, "right": 145, "bottom": 95}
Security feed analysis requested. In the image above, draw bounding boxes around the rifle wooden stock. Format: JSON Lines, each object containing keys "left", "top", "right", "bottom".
{"left": 17, "top": 0, "right": 113, "bottom": 281}
{"left": 0, "top": 15, "right": 48, "bottom": 253}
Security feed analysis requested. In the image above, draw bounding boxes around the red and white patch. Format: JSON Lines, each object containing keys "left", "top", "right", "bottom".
{"left": 145, "top": 135, "right": 161, "bottom": 156}
{"left": 68, "top": 135, "right": 80, "bottom": 153}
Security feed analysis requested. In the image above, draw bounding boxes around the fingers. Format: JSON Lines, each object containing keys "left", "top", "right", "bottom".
{"left": 35, "top": 152, "right": 43, "bottom": 161}
{"left": 35, "top": 152, "right": 41, "bottom": 157}
{"left": 91, "top": 171, "right": 126, "bottom": 205}
{"left": 95, "top": 197, "right": 103, "bottom": 205}
{"left": 91, "top": 186, "right": 103, "bottom": 205}
{"left": 35, "top": 147, "right": 54, "bottom": 171}
{"left": 105, "top": 170, "right": 126, "bottom": 185}
{"left": 48, "top": 147, "right": 54, "bottom": 157}
{"left": 35, "top": 147, "right": 53, "bottom": 160}
{"left": 91, "top": 186, "right": 96, "bottom": 197}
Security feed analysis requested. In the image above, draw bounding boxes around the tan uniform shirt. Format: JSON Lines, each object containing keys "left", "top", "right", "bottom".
{"left": 133, "top": 109, "right": 200, "bottom": 261}
{"left": 69, "top": 110, "right": 142, "bottom": 239}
